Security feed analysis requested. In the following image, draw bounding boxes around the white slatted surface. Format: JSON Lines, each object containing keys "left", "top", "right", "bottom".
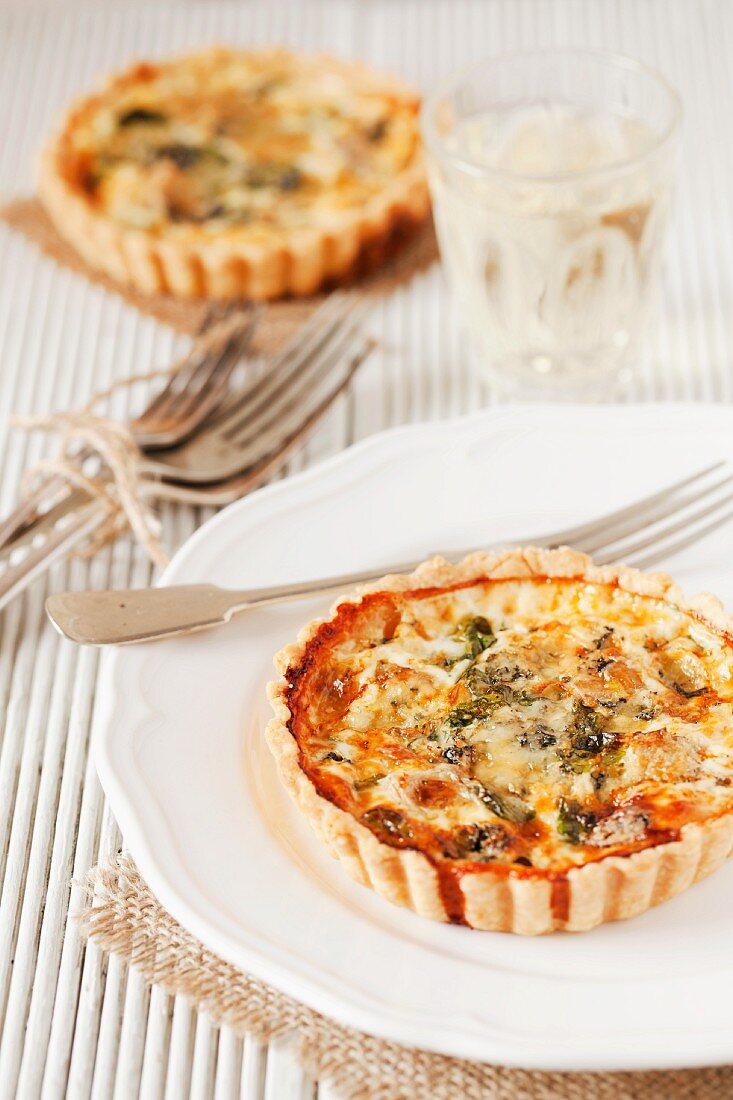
{"left": 0, "top": 2, "right": 731, "bottom": 1097}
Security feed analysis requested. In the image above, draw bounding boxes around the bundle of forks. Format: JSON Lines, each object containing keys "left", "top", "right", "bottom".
{"left": 0, "top": 292, "right": 374, "bottom": 611}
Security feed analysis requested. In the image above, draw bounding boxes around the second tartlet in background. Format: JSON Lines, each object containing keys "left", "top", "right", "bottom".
{"left": 39, "top": 47, "right": 429, "bottom": 300}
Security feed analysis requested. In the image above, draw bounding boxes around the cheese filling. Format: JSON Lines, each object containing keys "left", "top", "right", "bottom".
{"left": 287, "top": 578, "right": 733, "bottom": 874}
{"left": 64, "top": 50, "right": 421, "bottom": 236}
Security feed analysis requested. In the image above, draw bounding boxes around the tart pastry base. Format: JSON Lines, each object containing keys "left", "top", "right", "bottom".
{"left": 267, "top": 547, "right": 733, "bottom": 934}
{"left": 39, "top": 148, "right": 429, "bottom": 300}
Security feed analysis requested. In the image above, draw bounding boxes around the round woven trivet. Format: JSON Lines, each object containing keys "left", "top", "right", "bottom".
{"left": 78, "top": 854, "right": 731, "bottom": 1100}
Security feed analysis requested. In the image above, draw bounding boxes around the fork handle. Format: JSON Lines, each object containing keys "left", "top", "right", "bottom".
{"left": 44, "top": 573, "right": 422, "bottom": 645}
{"left": 44, "top": 546, "right": 523, "bottom": 645}
{"left": 0, "top": 500, "right": 109, "bottom": 613}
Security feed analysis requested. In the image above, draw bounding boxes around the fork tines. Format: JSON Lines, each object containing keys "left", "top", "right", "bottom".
{"left": 131, "top": 301, "right": 261, "bottom": 448}
{"left": 157, "top": 291, "right": 374, "bottom": 484}
{"left": 540, "top": 462, "right": 733, "bottom": 569}
{"left": 220, "top": 295, "right": 369, "bottom": 446}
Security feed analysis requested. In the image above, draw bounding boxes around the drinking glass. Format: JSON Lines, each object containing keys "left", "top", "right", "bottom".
{"left": 422, "top": 50, "right": 682, "bottom": 398}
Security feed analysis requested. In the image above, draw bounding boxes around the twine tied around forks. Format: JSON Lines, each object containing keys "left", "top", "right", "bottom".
{"left": 11, "top": 406, "right": 169, "bottom": 565}
{"left": 9, "top": 317, "right": 249, "bottom": 567}
{"left": 9, "top": 306, "right": 274, "bottom": 565}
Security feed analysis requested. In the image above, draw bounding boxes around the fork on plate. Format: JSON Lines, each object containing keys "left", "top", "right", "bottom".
{"left": 46, "top": 461, "right": 733, "bottom": 645}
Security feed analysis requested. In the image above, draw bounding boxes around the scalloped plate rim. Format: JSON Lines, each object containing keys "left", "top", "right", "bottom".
{"left": 93, "top": 402, "right": 733, "bottom": 1070}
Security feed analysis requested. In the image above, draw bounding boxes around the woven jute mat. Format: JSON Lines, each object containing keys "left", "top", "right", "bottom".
{"left": 0, "top": 197, "right": 437, "bottom": 354}
{"left": 79, "top": 854, "right": 730, "bottom": 1100}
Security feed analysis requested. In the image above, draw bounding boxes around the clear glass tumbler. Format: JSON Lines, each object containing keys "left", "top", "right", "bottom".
{"left": 421, "top": 50, "right": 682, "bottom": 398}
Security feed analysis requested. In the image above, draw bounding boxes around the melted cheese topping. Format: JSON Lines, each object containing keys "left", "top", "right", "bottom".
{"left": 61, "top": 48, "right": 421, "bottom": 238}
{"left": 286, "top": 577, "right": 733, "bottom": 875}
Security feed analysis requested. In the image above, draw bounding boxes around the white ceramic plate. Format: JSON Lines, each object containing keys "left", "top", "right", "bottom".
{"left": 94, "top": 403, "right": 733, "bottom": 1071}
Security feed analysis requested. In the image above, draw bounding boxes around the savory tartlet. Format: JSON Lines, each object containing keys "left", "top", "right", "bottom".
{"left": 39, "top": 46, "right": 429, "bottom": 299}
{"left": 267, "top": 547, "right": 733, "bottom": 934}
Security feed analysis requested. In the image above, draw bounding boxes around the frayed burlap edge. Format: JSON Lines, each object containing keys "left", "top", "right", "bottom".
{"left": 0, "top": 198, "right": 437, "bottom": 355}
{"left": 78, "top": 854, "right": 730, "bottom": 1100}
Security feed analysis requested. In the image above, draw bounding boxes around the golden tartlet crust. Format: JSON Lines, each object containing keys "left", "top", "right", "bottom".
{"left": 266, "top": 547, "right": 733, "bottom": 934}
{"left": 38, "top": 47, "right": 430, "bottom": 300}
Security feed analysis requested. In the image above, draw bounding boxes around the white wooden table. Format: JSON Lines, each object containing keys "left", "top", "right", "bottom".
{"left": 0, "top": 1, "right": 731, "bottom": 1097}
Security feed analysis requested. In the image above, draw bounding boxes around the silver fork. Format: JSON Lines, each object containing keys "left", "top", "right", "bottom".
{"left": 0, "top": 301, "right": 259, "bottom": 550}
{"left": 0, "top": 297, "right": 373, "bottom": 611}
{"left": 135, "top": 290, "right": 371, "bottom": 484}
{"left": 45, "top": 462, "right": 733, "bottom": 645}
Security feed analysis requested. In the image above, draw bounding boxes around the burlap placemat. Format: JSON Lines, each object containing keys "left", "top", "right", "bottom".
{"left": 0, "top": 197, "right": 438, "bottom": 354}
{"left": 79, "top": 853, "right": 729, "bottom": 1100}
